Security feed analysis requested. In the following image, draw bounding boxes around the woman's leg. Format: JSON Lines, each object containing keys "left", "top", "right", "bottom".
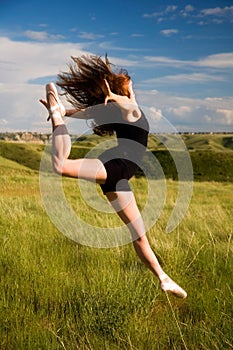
{"left": 105, "top": 191, "right": 187, "bottom": 298}
{"left": 44, "top": 83, "right": 107, "bottom": 183}
{"left": 52, "top": 124, "right": 106, "bottom": 181}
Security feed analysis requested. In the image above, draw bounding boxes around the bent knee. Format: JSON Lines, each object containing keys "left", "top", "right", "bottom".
{"left": 52, "top": 158, "right": 64, "bottom": 175}
{"left": 52, "top": 164, "right": 63, "bottom": 175}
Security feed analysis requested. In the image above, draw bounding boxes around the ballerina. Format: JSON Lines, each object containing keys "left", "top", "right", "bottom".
{"left": 40, "top": 55, "right": 187, "bottom": 298}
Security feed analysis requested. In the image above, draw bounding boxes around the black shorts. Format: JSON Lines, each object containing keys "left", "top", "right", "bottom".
{"left": 98, "top": 149, "right": 139, "bottom": 194}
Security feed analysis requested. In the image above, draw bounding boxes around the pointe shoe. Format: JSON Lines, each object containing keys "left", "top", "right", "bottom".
{"left": 160, "top": 274, "right": 187, "bottom": 299}
{"left": 46, "top": 82, "right": 66, "bottom": 121}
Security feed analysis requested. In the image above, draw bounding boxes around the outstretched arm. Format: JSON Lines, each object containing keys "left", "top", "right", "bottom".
{"left": 65, "top": 108, "right": 90, "bottom": 119}
{"left": 104, "top": 79, "right": 141, "bottom": 122}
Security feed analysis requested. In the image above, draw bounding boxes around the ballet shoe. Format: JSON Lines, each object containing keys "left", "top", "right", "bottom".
{"left": 46, "top": 82, "right": 66, "bottom": 120}
{"left": 160, "top": 273, "right": 187, "bottom": 299}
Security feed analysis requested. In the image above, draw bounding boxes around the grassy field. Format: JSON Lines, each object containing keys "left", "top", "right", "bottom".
{"left": 0, "top": 138, "right": 233, "bottom": 349}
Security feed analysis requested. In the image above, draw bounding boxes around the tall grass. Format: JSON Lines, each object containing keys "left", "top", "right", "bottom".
{"left": 0, "top": 156, "right": 232, "bottom": 349}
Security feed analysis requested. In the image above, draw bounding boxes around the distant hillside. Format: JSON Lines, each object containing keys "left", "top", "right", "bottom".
{"left": 0, "top": 133, "right": 233, "bottom": 181}
{"left": 182, "top": 134, "right": 233, "bottom": 151}
{"left": 1, "top": 132, "right": 233, "bottom": 151}
{"left": 147, "top": 133, "right": 233, "bottom": 152}
{"left": 0, "top": 132, "right": 49, "bottom": 143}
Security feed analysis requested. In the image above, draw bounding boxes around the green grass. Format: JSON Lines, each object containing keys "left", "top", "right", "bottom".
{"left": 0, "top": 142, "right": 233, "bottom": 349}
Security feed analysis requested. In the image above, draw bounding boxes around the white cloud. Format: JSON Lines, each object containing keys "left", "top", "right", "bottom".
{"left": 196, "top": 53, "right": 233, "bottom": 68}
{"left": 79, "top": 32, "right": 104, "bottom": 40}
{"left": 144, "top": 55, "right": 186, "bottom": 66}
{"left": 0, "top": 36, "right": 89, "bottom": 84}
{"left": 0, "top": 118, "right": 7, "bottom": 125}
{"left": 143, "top": 5, "right": 178, "bottom": 20}
{"left": 143, "top": 4, "right": 233, "bottom": 25}
{"left": 165, "top": 5, "right": 177, "bottom": 13}
{"left": 201, "top": 6, "right": 233, "bottom": 17}
{"left": 160, "top": 29, "right": 179, "bottom": 36}
{"left": 98, "top": 41, "right": 144, "bottom": 53}
{"left": 170, "top": 106, "right": 192, "bottom": 117}
{"left": 198, "top": 6, "right": 233, "bottom": 25}
{"left": 143, "top": 12, "right": 162, "bottom": 19}
{"left": 144, "top": 53, "right": 233, "bottom": 69}
{"left": 131, "top": 33, "right": 144, "bottom": 38}
{"left": 143, "top": 73, "right": 225, "bottom": 85}
{"left": 181, "top": 4, "right": 195, "bottom": 17}
{"left": 24, "top": 30, "right": 64, "bottom": 41}
{"left": 185, "top": 5, "right": 195, "bottom": 13}
{"left": 138, "top": 91, "right": 233, "bottom": 132}
{"left": 149, "top": 107, "right": 163, "bottom": 120}
{"left": 216, "top": 108, "right": 233, "bottom": 125}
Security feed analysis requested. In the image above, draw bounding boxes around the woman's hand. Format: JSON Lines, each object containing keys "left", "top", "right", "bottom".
{"left": 104, "top": 79, "right": 141, "bottom": 122}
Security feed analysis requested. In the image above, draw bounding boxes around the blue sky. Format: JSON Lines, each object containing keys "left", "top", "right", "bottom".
{"left": 0, "top": 0, "right": 233, "bottom": 133}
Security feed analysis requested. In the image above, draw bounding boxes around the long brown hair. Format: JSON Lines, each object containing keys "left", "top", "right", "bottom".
{"left": 57, "top": 55, "right": 131, "bottom": 136}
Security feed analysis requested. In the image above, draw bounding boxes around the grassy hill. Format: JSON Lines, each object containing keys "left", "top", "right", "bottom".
{"left": 131, "top": 133, "right": 233, "bottom": 152}
{"left": 0, "top": 142, "right": 44, "bottom": 171}
{"left": 182, "top": 133, "right": 233, "bottom": 151}
{"left": 1, "top": 133, "right": 233, "bottom": 181}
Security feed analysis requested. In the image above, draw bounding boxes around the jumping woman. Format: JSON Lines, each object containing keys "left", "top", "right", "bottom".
{"left": 40, "top": 55, "right": 187, "bottom": 299}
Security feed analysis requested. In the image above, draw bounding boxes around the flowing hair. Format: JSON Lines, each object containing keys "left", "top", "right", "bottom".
{"left": 57, "top": 55, "right": 131, "bottom": 136}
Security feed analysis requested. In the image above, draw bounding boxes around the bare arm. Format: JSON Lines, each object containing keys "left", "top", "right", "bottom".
{"left": 65, "top": 108, "right": 90, "bottom": 119}
{"left": 104, "top": 79, "right": 141, "bottom": 122}
{"left": 39, "top": 99, "right": 90, "bottom": 120}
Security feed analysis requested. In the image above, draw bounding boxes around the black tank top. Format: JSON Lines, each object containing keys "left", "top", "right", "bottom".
{"left": 92, "top": 103, "right": 149, "bottom": 160}
{"left": 112, "top": 109, "right": 149, "bottom": 148}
